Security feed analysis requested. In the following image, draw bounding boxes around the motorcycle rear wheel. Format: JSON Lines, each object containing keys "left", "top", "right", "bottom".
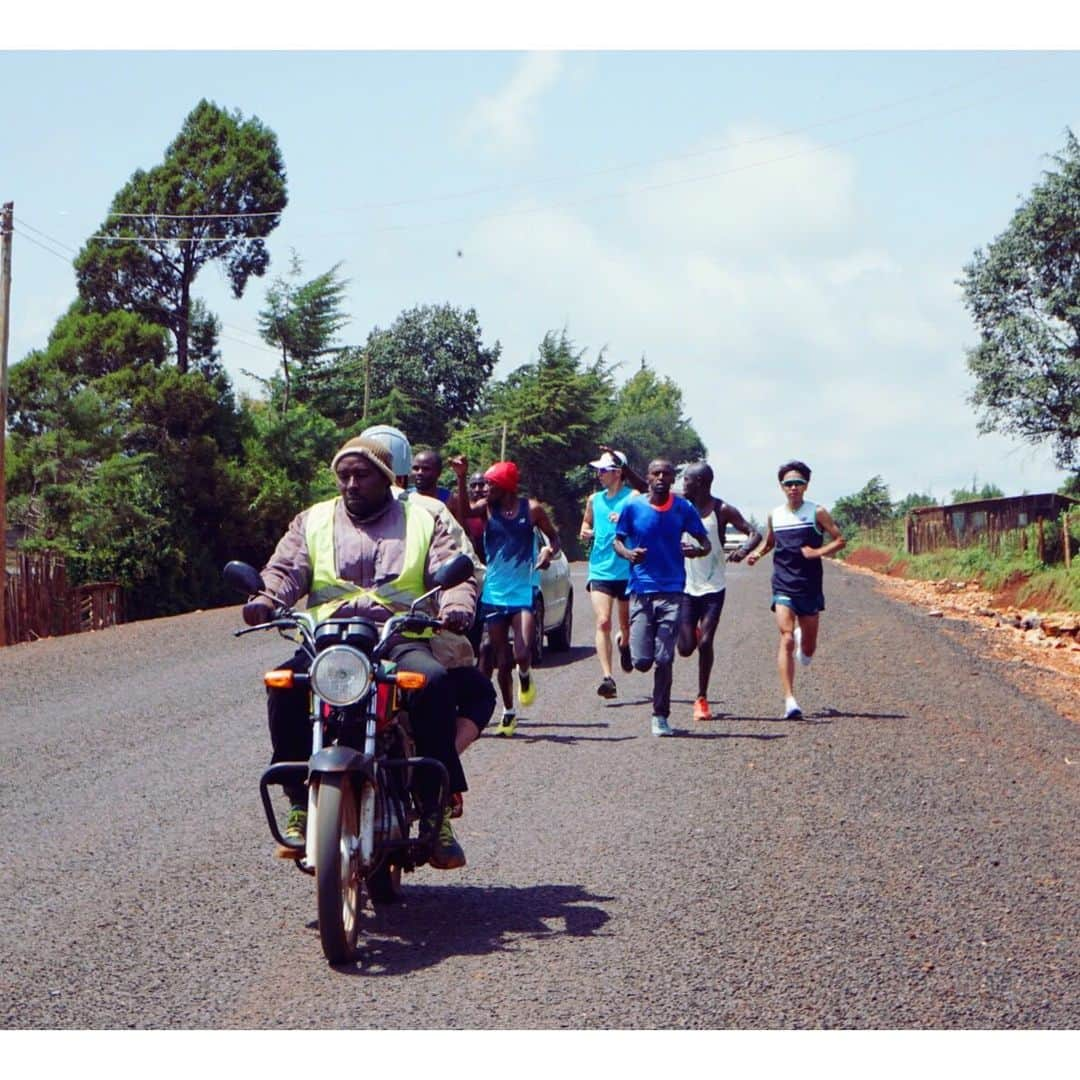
{"left": 314, "top": 774, "right": 362, "bottom": 964}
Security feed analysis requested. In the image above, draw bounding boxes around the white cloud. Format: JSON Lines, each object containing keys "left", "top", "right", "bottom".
{"left": 625, "top": 125, "right": 859, "bottom": 257}
{"left": 463, "top": 52, "right": 564, "bottom": 156}
{"left": 459, "top": 123, "right": 1067, "bottom": 521}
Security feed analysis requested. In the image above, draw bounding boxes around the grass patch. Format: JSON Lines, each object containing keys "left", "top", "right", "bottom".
{"left": 839, "top": 524, "right": 1080, "bottom": 612}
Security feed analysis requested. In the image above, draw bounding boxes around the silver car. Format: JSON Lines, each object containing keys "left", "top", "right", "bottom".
{"left": 531, "top": 528, "right": 573, "bottom": 663}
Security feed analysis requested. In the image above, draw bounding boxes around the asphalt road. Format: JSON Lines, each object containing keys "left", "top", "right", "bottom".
{"left": 1, "top": 562, "right": 1077, "bottom": 1029}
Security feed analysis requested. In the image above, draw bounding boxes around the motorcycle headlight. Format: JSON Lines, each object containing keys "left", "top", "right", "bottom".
{"left": 309, "top": 645, "right": 373, "bottom": 706}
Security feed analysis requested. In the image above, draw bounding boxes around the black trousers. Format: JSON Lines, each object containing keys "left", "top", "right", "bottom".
{"left": 267, "top": 641, "right": 467, "bottom": 808}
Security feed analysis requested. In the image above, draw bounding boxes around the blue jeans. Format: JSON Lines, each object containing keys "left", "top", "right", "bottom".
{"left": 629, "top": 592, "right": 682, "bottom": 718}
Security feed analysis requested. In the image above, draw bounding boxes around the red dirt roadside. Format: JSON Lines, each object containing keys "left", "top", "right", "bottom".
{"left": 842, "top": 547, "right": 1080, "bottom": 725}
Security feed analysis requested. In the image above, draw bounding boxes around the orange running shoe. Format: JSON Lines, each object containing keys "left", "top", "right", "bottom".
{"left": 693, "top": 696, "right": 712, "bottom": 722}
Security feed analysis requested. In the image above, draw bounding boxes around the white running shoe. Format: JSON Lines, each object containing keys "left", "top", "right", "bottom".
{"left": 783, "top": 696, "right": 803, "bottom": 720}
{"left": 651, "top": 715, "right": 674, "bottom": 737}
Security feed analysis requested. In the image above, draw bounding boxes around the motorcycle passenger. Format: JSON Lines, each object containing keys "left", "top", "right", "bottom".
{"left": 242, "top": 436, "right": 476, "bottom": 869}
{"left": 361, "top": 424, "right": 496, "bottom": 776}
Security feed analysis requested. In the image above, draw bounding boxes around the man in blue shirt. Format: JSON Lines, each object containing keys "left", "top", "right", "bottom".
{"left": 614, "top": 458, "right": 711, "bottom": 736}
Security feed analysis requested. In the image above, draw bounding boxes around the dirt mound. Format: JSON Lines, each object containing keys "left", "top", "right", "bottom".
{"left": 845, "top": 546, "right": 893, "bottom": 572}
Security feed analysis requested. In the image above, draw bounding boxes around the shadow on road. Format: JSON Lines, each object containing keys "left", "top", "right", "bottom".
{"left": 670, "top": 729, "right": 788, "bottom": 741}
{"left": 332, "top": 882, "right": 614, "bottom": 977}
{"left": 534, "top": 645, "right": 594, "bottom": 670}
{"left": 713, "top": 709, "right": 909, "bottom": 724}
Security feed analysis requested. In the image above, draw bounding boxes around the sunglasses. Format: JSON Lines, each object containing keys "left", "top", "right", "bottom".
{"left": 598, "top": 466, "right": 620, "bottom": 474}
{"left": 781, "top": 479, "right": 808, "bottom": 488}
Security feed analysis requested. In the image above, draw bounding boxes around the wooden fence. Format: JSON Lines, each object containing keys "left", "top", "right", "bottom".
{"left": 2, "top": 551, "right": 122, "bottom": 645}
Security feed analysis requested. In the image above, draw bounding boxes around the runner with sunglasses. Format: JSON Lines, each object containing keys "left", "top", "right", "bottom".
{"left": 746, "top": 460, "right": 845, "bottom": 720}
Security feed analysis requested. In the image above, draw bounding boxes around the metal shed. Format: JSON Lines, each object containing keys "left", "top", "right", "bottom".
{"left": 906, "top": 493, "right": 1078, "bottom": 557}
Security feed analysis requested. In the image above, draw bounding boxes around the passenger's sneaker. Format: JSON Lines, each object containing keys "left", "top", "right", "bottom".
{"left": 426, "top": 808, "right": 466, "bottom": 870}
{"left": 616, "top": 633, "right": 633, "bottom": 673}
{"left": 494, "top": 709, "right": 517, "bottom": 736}
{"left": 275, "top": 805, "right": 307, "bottom": 856}
{"left": 284, "top": 805, "right": 307, "bottom": 844}
{"left": 783, "top": 696, "right": 803, "bottom": 720}
{"left": 693, "top": 696, "right": 712, "bottom": 722}
{"left": 651, "top": 715, "right": 674, "bottom": 737}
{"left": 597, "top": 675, "right": 617, "bottom": 699}
{"left": 517, "top": 669, "right": 537, "bottom": 707}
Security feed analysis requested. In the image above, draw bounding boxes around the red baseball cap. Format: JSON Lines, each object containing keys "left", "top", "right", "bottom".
{"left": 484, "top": 460, "right": 519, "bottom": 493}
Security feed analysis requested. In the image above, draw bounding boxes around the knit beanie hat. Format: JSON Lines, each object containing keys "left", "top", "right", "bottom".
{"left": 330, "top": 437, "right": 395, "bottom": 482}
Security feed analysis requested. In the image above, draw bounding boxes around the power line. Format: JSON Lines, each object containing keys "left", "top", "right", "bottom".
{"left": 375, "top": 82, "right": 1052, "bottom": 235}
{"left": 14, "top": 217, "right": 79, "bottom": 255}
{"left": 11, "top": 227, "right": 73, "bottom": 265}
{"left": 85, "top": 56, "right": 1042, "bottom": 224}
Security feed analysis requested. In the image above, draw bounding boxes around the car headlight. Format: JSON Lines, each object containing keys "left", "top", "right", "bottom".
{"left": 309, "top": 645, "right": 373, "bottom": 706}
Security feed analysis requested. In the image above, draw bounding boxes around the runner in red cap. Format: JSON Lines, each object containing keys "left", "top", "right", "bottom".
{"left": 451, "top": 455, "right": 561, "bottom": 735}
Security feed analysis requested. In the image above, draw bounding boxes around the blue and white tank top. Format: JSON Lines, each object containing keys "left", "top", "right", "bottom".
{"left": 770, "top": 500, "right": 823, "bottom": 597}
{"left": 481, "top": 497, "right": 537, "bottom": 607}
{"left": 587, "top": 485, "right": 634, "bottom": 582}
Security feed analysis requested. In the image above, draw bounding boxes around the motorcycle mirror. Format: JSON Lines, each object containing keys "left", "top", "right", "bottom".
{"left": 432, "top": 553, "right": 474, "bottom": 590}
{"left": 223, "top": 560, "right": 265, "bottom": 596}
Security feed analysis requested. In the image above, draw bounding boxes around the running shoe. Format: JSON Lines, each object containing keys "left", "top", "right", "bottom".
{"left": 783, "top": 697, "right": 803, "bottom": 720}
{"left": 494, "top": 709, "right": 517, "bottom": 736}
{"left": 597, "top": 676, "right": 617, "bottom": 699}
{"left": 616, "top": 632, "right": 633, "bottom": 673}
{"left": 693, "top": 696, "right": 712, "bottom": 722}
{"left": 651, "top": 715, "right": 674, "bottom": 737}
{"left": 518, "top": 669, "right": 537, "bottom": 707}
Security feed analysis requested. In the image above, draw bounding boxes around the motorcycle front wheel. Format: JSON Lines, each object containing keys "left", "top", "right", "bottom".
{"left": 314, "top": 774, "right": 362, "bottom": 964}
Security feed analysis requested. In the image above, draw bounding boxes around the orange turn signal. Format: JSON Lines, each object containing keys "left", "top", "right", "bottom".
{"left": 264, "top": 669, "right": 295, "bottom": 689}
{"left": 394, "top": 671, "right": 427, "bottom": 691}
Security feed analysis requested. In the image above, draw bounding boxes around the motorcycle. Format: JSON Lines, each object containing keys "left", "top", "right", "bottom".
{"left": 224, "top": 553, "right": 474, "bottom": 965}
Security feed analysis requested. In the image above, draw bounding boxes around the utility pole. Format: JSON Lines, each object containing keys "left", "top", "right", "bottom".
{"left": 0, "top": 202, "right": 13, "bottom": 646}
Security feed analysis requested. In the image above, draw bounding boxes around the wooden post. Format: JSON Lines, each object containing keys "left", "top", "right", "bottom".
{"left": 1065, "top": 511, "right": 1072, "bottom": 570}
{"left": 0, "top": 201, "right": 13, "bottom": 647}
{"left": 1037, "top": 518, "right": 1045, "bottom": 563}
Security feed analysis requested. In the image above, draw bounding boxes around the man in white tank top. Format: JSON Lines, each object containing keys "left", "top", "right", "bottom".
{"left": 678, "top": 462, "right": 761, "bottom": 722}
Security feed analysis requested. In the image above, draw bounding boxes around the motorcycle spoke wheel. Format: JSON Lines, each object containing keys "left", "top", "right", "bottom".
{"left": 314, "top": 774, "right": 363, "bottom": 965}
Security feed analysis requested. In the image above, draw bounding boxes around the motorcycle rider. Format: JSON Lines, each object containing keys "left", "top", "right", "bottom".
{"left": 242, "top": 436, "right": 476, "bottom": 869}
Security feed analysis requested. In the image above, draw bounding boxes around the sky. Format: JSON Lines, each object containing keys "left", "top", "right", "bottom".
{"left": 4, "top": 6, "right": 1080, "bottom": 529}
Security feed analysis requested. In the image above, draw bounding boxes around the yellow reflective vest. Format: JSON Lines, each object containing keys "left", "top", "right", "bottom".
{"left": 304, "top": 496, "right": 435, "bottom": 627}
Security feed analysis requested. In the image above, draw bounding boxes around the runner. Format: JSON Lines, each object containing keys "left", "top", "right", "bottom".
{"left": 579, "top": 449, "right": 641, "bottom": 699}
{"left": 613, "top": 458, "right": 711, "bottom": 737}
{"left": 452, "top": 456, "right": 561, "bottom": 736}
{"left": 746, "top": 460, "right": 846, "bottom": 720}
{"left": 677, "top": 461, "right": 762, "bottom": 721}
